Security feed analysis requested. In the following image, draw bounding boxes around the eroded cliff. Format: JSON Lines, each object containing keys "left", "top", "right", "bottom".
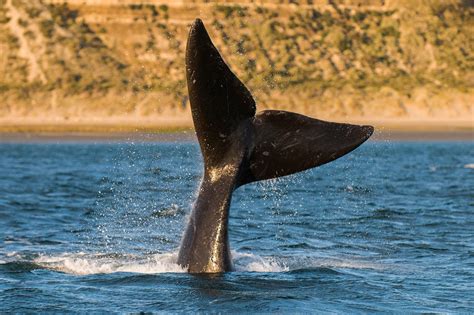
{"left": 0, "top": 0, "right": 472, "bottom": 129}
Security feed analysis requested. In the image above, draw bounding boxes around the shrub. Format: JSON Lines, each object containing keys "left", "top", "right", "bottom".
{"left": 338, "top": 37, "right": 352, "bottom": 52}
{"left": 381, "top": 26, "right": 400, "bottom": 37}
{"left": 49, "top": 4, "right": 78, "bottom": 28}
{"left": 18, "top": 18, "right": 28, "bottom": 27}
{"left": 129, "top": 4, "right": 143, "bottom": 10}
{"left": 6, "top": 34, "right": 19, "bottom": 48}
{"left": 159, "top": 4, "right": 168, "bottom": 13}
{"left": 147, "top": 5, "right": 158, "bottom": 17}
{"left": 40, "top": 19, "right": 55, "bottom": 37}
{"left": 25, "top": 6, "right": 42, "bottom": 19}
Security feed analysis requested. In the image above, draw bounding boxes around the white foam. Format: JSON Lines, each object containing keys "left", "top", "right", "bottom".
{"left": 295, "top": 257, "right": 385, "bottom": 271}
{"left": 232, "top": 251, "right": 289, "bottom": 272}
{"left": 1, "top": 251, "right": 385, "bottom": 275}
{"left": 464, "top": 163, "right": 474, "bottom": 169}
{"left": 34, "top": 252, "right": 185, "bottom": 275}
{"left": 31, "top": 251, "right": 288, "bottom": 275}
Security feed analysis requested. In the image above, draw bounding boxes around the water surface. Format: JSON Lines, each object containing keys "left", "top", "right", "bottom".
{"left": 1, "top": 139, "right": 473, "bottom": 312}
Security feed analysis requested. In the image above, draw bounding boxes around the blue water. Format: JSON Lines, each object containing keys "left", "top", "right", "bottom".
{"left": 1, "top": 139, "right": 473, "bottom": 312}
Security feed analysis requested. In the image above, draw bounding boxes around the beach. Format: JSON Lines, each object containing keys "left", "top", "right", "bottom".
{"left": 0, "top": 116, "right": 472, "bottom": 142}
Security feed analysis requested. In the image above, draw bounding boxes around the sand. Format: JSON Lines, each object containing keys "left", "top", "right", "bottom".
{"left": 0, "top": 117, "right": 472, "bottom": 142}
{"left": 0, "top": 116, "right": 472, "bottom": 131}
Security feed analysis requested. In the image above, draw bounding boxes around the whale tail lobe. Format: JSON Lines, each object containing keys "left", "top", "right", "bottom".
{"left": 186, "top": 19, "right": 373, "bottom": 183}
{"left": 241, "top": 110, "right": 373, "bottom": 185}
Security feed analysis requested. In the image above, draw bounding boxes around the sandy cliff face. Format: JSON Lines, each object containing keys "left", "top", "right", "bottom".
{"left": 0, "top": 0, "right": 472, "bottom": 126}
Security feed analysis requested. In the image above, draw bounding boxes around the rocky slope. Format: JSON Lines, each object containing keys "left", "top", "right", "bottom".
{"left": 0, "top": 0, "right": 472, "bottom": 129}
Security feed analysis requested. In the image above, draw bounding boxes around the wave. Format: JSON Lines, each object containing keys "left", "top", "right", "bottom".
{"left": 0, "top": 251, "right": 385, "bottom": 275}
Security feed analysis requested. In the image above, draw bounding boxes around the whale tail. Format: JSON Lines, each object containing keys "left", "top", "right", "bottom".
{"left": 186, "top": 19, "right": 373, "bottom": 184}
{"left": 179, "top": 19, "right": 373, "bottom": 273}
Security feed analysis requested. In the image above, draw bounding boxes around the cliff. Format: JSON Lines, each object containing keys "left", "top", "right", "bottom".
{"left": 0, "top": 0, "right": 472, "bottom": 131}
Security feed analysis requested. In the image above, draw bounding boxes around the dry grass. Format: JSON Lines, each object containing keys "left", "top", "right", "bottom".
{"left": 0, "top": 0, "right": 472, "bottom": 132}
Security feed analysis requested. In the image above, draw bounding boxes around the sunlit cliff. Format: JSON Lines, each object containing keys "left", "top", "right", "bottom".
{"left": 0, "top": 0, "right": 472, "bottom": 130}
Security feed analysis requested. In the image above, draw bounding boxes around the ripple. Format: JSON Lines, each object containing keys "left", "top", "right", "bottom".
{"left": 0, "top": 261, "right": 44, "bottom": 273}
{"left": 369, "top": 208, "right": 405, "bottom": 219}
{"left": 1, "top": 141, "right": 473, "bottom": 312}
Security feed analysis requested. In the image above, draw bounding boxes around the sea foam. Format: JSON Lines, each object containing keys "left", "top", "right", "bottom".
{"left": 24, "top": 251, "right": 384, "bottom": 275}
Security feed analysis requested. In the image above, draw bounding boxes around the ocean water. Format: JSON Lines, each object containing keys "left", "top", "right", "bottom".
{"left": 0, "top": 138, "right": 473, "bottom": 312}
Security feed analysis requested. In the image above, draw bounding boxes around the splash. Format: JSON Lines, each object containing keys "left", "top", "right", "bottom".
{"left": 30, "top": 251, "right": 288, "bottom": 275}
{"left": 232, "top": 251, "right": 289, "bottom": 272}
{"left": 464, "top": 163, "right": 474, "bottom": 169}
{"left": 14, "top": 251, "right": 385, "bottom": 275}
{"left": 33, "top": 252, "right": 185, "bottom": 275}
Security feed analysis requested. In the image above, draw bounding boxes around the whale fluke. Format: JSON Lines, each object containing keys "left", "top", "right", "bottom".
{"left": 241, "top": 110, "right": 373, "bottom": 184}
{"left": 186, "top": 19, "right": 256, "bottom": 167}
{"left": 177, "top": 19, "right": 374, "bottom": 273}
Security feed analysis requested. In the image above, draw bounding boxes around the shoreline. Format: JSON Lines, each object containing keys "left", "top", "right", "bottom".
{"left": 0, "top": 118, "right": 472, "bottom": 142}
{"left": 0, "top": 118, "right": 472, "bottom": 131}
{"left": 0, "top": 130, "right": 472, "bottom": 143}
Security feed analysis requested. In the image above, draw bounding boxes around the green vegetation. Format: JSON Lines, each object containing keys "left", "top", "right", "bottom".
{"left": 158, "top": 4, "right": 168, "bottom": 13}
{"left": 129, "top": 4, "right": 143, "bottom": 10}
{"left": 39, "top": 19, "right": 54, "bottom": 37}
{"left": 0, "top": 0, "right": 472, "bottom": 120}
{"left": 49, "top": 3, "right": 78, "bottom": 28}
